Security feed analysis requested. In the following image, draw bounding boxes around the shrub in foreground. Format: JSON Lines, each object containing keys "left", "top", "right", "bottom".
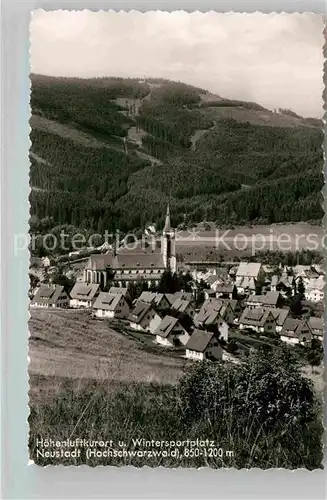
{"left": 29, "top": 347, "right": 323, "bottom": 469}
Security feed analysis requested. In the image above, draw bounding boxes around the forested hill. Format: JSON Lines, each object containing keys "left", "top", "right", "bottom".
{"left": 29, "top": 73, "right": 324, "bottom": 236}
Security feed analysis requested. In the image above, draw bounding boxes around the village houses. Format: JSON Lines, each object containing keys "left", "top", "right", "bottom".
{"left": 30, "top": 284, "right": 70, "bottom": 309}
{"left": 170, "top": 298, "right": 195, "bottom": 318}
{"left": 138, "top": 291, "right": 171, "bottom": 312}
{"left": 93, "top": 292, "right": 130, "bottom": 319}
{"left": 235, "top": 262, "right": 265, "bottom": 295}
{"left": 154, "top": 315, "right": 190, "bottom": 347}
{"left": 308, "top": 317, "right": 324, "bottom": 342}
{"left": 195, "top": 298, "right": 233, "bottom": 331}
{"left": 70, "top": 283, "right": 100, "bottom": 308}
{"left": 245, "top": 291, "right": 283, "bottom": 309}
{"left": 280, "top": 318, "right": 312, "bottom": 345}
{"left": 239, "top": 307, "right": 276, "bottom": 335}
{"left": 185, "top": 329, "right": 222, "bottom": 361}
{"left": 128, "top": 301, "right": 162, "bottom": 333}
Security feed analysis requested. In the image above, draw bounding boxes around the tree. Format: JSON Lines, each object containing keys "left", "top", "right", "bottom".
{"left": 290, "top": 295, "right": 303, "bottom": 316}
{"left": 51, "top": 272, "right": 75, "bottom": 293}
{"left": 307, "top": 338, "right": 323, "bottom": 373}
{"left": 297, "top": 277, "right": 306, "bottom": 301}
{"left": 158, "top": 271, "right": 181, "bottom": 294}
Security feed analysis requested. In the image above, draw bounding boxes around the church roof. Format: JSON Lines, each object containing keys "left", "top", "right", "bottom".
{"left": 86, "top": 252, "right": 165, "bottom": 271}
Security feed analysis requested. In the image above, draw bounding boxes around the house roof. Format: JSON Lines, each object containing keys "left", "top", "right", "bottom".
{"left": 174, "top": 291, "right": 193, "bottom": 301}
{"left": 194, "top": 299, "right": 227, "bottom": 326}
{"left": 215, "top": 284, "right": 235, "bottom": 294}
{"left": 186, "top": 329, "right": 215, "bottom": 352}
{"left": 221, "top": 298, "right": 239, "bottom": 311}
{"left": 154, "top": 315, "right": 181, "bottom": 338}
{"left": 31, "top": 284, "right": 66, "bottom": 305}
{"left": 247, "top": 291, "right": 280, "bottom": 307}
{"left": 86, "top": 251, "right": 165, "bottom": 271}
{"left": 205, "top": 274, "right": 221, "bottom": 286}
{"left": 306, "top": 276, "right": 324, "bottom": 291}
{"left": 240, "top": 307, "right": 271, "bottom": 327}
{"left": 93, "top": 292, "right": 124, "bottom": 311}
{"left": 165, "top": 293, "right": 177, "bottom": 305}
{"left": 281, "top": 318, "right": 310, "bottom": 338}
{"left": 236, "top": 262, "right": 262, "bottom": 278}
{"left": 171, "top": 298, "right": 192, "bottom": 313}
{"left": 308, "top": 316, "right": 324, "bottom": 333}
{"left": 128, "top": 301, "right": 153, "bottom": 323}
{"left": 70, "top": 283, "right": 99, "bottom": 301}
{"left": 139, "top": 291, "right": 158, "bottom": 303}
{"left": 138, "top": 291, "right": 167, "bottom": 306}
{"left": 269, "top": 307, "right": 290, "bottom": 326}
{"left": 235, "top": 276, "right": 256, "bottom": 289}
{"left": 109, "top": 287, "right": 129, "bottom": 296}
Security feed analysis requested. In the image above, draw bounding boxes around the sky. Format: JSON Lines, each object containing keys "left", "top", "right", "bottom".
{"left": 30, "top": 10, "right": 324, "bottom": 117}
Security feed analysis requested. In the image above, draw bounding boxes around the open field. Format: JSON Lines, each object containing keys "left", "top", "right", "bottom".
{"left": 29, "top": 309, "right": 186, "bottom": 404}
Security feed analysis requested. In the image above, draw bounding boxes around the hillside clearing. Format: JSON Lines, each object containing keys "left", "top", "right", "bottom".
{"left": 28, "top": 309, "right": 185, "bottom": 403}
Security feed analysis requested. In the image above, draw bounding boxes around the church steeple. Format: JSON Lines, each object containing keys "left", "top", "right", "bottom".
{"left": 161, "top": 204, "right": 176, "bottom": 273}
{"left": 163, "top": 204, "right": 171, "bottom": 233}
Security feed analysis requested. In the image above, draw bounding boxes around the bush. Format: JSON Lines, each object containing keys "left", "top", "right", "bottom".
{"left": 29, "top": 346, "right": 323, "bottom": 469}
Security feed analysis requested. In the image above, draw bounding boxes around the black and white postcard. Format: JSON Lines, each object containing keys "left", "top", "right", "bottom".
{"left": 28, "top": 10, "right": 324, "bottom": 469}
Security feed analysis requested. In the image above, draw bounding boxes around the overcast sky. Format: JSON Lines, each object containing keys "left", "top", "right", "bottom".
{"left": 30, "top": 10, "right": 324, "bottom": 117}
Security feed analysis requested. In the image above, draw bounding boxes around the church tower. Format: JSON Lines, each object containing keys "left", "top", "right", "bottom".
{"left": 161, "top": 204, "right": 177, "bottom": 273}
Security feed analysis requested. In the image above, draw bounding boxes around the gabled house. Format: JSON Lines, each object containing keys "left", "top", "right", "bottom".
{"left": 30, "top": 284, "right": 69, "bottom": 308}
{"left": 128, "top": 301, "right": 162, "bottom": 333}
{"left": 235, "top": 262, "right": 264, "bottom": 295}
{"left": 308, "top": 317, "right": 324, "bottom": 342}
{"left": 239, "top": 307, "right": 276, "bottom": 335}
{"left": 154, "top": 315, "right": 190, "bottom": 347}
{"left": 93, "top": 292, "right": 130, "bottom": 319}
{"left": 268, "top": 307, "right": 290, "bottom": 333}
{"left": 221, "top": 299, "right": 243, "bottom": 322}
{"left": 185, "top": 329, "right": 222, "bottom": 361}
{"left": 270, "top": 274, "right": 294, "bottom": 297}
{"left": 194, "top": 298, "right": 233, "bottom": 332}
{"left": 215, "top": 284, "right": 238, "bottom": 300}
{"left": 138, "top": 291, "right": 171, "bottom": 311}
{"left": 171, "top": 298, "right": 195, "bottom": 318}
{"left": 70, "top": 283, "right": 100, "bottom": 308}
{"left": 280, "top": 318, "right": 312, "bottom": 345}
{"left": 245, "top": 291, "right": 283, "bottom": 309}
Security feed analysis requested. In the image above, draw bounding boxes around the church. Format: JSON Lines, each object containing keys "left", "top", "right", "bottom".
{"left": 83, "top": 205, "right": 177, "bottom": 288}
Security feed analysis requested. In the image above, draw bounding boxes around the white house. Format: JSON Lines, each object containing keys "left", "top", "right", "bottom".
{"left": 185, "top": 329, "right": 222, "bottom": 361}
{"left": 280, "top": 318, "right": 312, "bottom": 345}
{"left": 128, "top": 301, "right": 162, "bottom": 333}
{"left": 235, "top": 262, "right": 264, "bottom": 294}
{"left": 154, "top": 315, "right": 190, "bottom": 347}
{"left": 30, "top": 284, "right": 69, "bottom": 308}
{"left": 70, "top": 283, "right": 100, "bottom": 308}
{"left": 239, "top": 307, "right": 276, "bottom": 335}
{"left": 93, "top": 292, "right": 130, "bottom": 319}
{"left": 304, "top": 276, "right": 324, "bottom": 303}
